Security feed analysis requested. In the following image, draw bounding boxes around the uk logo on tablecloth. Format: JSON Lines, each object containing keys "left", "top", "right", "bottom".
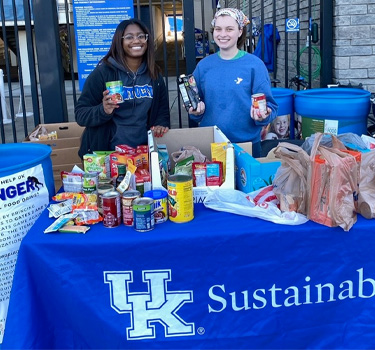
{"left": 104, "top": 269, "right": 195, "bottom": 340}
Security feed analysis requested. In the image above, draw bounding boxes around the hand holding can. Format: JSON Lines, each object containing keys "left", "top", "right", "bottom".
{"left": 251, "top": 93, "right": 270, "bottom": 121}
{"left": 106, "top": 81, "right": 124, "bottom": 103}
{"left": 103, "top": 81, "right": 123, "bottom": 115}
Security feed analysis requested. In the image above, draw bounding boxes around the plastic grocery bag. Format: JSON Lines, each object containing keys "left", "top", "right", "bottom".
{"left": 307, "top": 133, "right": 359, "bottom": 231}
{"left": 203, "top": 187, "right": 308, "bottom": 226}
{"left": 301, "top": 132, "right": 354, "bottom": 155}
{"left": 28, "top": 125, "right": 49, "bottom": 141}
{"left": 171, "top": 146, "right": 207, "bottom": 163}
{"left": 272, "top": 142, "right": 310, "bottom": 214}
{"left": 358, "top": 150, "right": 375, "bottom": 218}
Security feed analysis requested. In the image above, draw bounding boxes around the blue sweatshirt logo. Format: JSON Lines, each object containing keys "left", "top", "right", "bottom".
{"left": 123, "top": 84, "right": 153, "bottom": 100}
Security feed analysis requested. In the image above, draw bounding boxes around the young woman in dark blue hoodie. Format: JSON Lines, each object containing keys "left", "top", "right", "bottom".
{"left": 75, "top": 18, "right": 170, "bottom": 158}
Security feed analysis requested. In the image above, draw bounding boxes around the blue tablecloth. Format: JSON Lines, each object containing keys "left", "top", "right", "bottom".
{"left": 3, "top": 204, "right": 375, "bottom": 349}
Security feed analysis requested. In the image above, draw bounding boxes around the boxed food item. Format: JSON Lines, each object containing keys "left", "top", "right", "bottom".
{"left": 233, "top": 143, "right": 281, "bottom": 193}
{"left": 148, "top": 126, "right": 243, "bottom": 203}
{"left": 53, "top": 163, "right": 79, "bottom": 191}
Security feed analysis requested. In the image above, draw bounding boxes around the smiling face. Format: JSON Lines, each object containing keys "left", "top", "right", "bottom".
{"left": 122, "top": 24, "right": 148, "bottom": 59}
{"left": 213, "top": 15, "right": 242, "bottom": 54}
{"left": 274, "top": 115, "right": 289, "bottom": 137}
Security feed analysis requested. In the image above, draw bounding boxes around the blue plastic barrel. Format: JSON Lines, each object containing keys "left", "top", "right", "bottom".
{"left": 294, "top": 88, "right": 371, "bottom": 138}
{"left": 270, "top": 87, "right": 295, "bottom": 139}
{"left": 0, "top": 143, "right": 55, "bottom": 329}
{"left": 0, "top": 143, "right": 55, "bottom": 199}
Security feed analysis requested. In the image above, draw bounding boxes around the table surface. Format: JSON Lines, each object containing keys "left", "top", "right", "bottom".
{"left": 3, "top": 203, "right": 375, "bottom": 349}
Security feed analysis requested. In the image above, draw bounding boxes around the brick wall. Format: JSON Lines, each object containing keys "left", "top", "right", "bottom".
{"left": 226, "top": 0, "right": 322, "bottom": 89}
{"left": 223, "top": 0, "right": 375, "bottom": 93}
{"left": 334, "top": 0, "right": 375, "bottom": 92}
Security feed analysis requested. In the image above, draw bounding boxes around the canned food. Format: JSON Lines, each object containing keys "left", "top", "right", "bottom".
{"left": 106, "top": 80, "right": 124, "bottom": 103}
{"left": 83, "top": 172, "right": 98, "bottom": 194}
{"left": 102, "top": 191, "right": 121, "bottom": 228}
{"left": 252, "top": 93, "right": 267, "bottom": 113}
{"left": 133, "top": 197, "right": 154, "bottom": 232}
{"left": 122, "top": 190, "right": 141, "bottom": 226}
{"left": 97, "top": 183, "right": 114, "bottom": 214}
{"left": 144, "top": 189, "right": 168, "bottom": 224}
{"left": 167, "top": 174, "right": 194, "bottom": 223}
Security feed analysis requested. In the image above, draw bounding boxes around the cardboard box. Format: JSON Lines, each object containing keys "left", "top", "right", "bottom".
{"left": 24, "top": 122, "right": 84, "bottom": 190}
{"left": 233, "top": 143, "right": 281, "bottom": 193}
{"left": 50, "top": 147, "right": 82, "bottom": 166}
{"left": 23, "top": 122, "right": 83, "bottom": 166}
{"left": 148, "top": 126, "right": 242, "bottom": 203}
{"left": 23, "top": 122, "right": 84, "bottom": 151}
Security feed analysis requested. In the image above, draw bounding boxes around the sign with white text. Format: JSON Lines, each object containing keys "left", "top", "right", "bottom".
{"left": 0, "top": 165, "right": 49, "bottom": 344}
{"left": 72, "top": 0, "right": 134, "bottom": 91}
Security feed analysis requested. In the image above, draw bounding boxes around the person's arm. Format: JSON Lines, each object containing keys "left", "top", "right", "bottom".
{"left": 75, "top": 65, "right": 116, "bottom": 127}
{"left": 150, "top": 75, "right": 170, "bottom": 137}
{"left": 251, "top": 70, "right": 278, "bottom": 125}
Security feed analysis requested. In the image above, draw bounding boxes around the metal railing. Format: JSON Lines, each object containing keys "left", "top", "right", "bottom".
{"left": 0, "top": 0, "right": 330, "bottom": 143}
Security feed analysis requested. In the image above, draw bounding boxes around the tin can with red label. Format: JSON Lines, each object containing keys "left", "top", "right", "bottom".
{"left": 97, "top": 183, "right": 114, "bottom": 214}
{"left": 122, "top": 190, "right": 141, "bottom": 226}
{"left": 102, "top": 191, "right": 121, "bottom": 228}
{"left": 252, "top": 93, "right": 267, "bottom": 114}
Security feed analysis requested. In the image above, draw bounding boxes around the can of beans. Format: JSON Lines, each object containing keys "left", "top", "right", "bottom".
{"left": 97, "top": 183, "right": 114, "bottom": 214}
{"left": 106, "top": 80, "right": 124, "bottom": 103}
{"left": 133, "top": 197, "right": 154, "bottom": 232}
{"left": 167, "top": 174, "right": 194, "bottom": 223}
{"left": 102, "top": 191, "right": 121, "bottom": 228}
{"left": 83, "top": 172, "right": 98, "bottom": 194}
{"left": 122, "top": 190, "right": 141, "bottom": 226}
{"left": 252, "top": 93, "right": 267, "bottom": 114}
{"left": 144, "top": 189, "right": 168, "bottom": 224}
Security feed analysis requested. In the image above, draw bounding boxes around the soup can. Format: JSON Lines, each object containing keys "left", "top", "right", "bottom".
{"left": 144, "top": 189, "right": 168, "bottom": 224}
{"left": 167, "top": 174, "right": 194, "bottom": 223}
{"left": 122, "top": 190, "right": 141, "bottom": 226}
{"left": 133, "top": 197, "right": 154, "bottom": 232}
{"left": 106, "top": 80, "right": 124, "bottom": 103}
{"left": 97, "top": 183, "right": 114, "bottom": 214}
{"left": 252, "top": 93, "right": 267, "bottom": 114}
{"left": 83, "top": 172, "right": 98, "bottom": 194}
{"left": 102, "top": 191, "right": 121, "bottom": 228}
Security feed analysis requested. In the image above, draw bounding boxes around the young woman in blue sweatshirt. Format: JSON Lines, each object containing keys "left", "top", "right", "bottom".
{"left": 189, "top": 8, "right": 278, "bottom": 157}
{"left": 75, "top": 19, "right": 170, "bottom": 158}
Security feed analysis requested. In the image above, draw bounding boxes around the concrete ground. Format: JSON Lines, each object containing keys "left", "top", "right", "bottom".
{"left": 2, "top": 76, "right": 189, "bottom": 144}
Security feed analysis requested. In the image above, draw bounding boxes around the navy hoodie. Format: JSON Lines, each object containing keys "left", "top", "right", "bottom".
{"left": 75, "top": 58, "right": 170, "bottom": 158}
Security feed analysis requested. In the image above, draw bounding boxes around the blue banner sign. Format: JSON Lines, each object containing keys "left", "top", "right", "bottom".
{"left": 72, "top": 0, "right": 134, "bottom": 91}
